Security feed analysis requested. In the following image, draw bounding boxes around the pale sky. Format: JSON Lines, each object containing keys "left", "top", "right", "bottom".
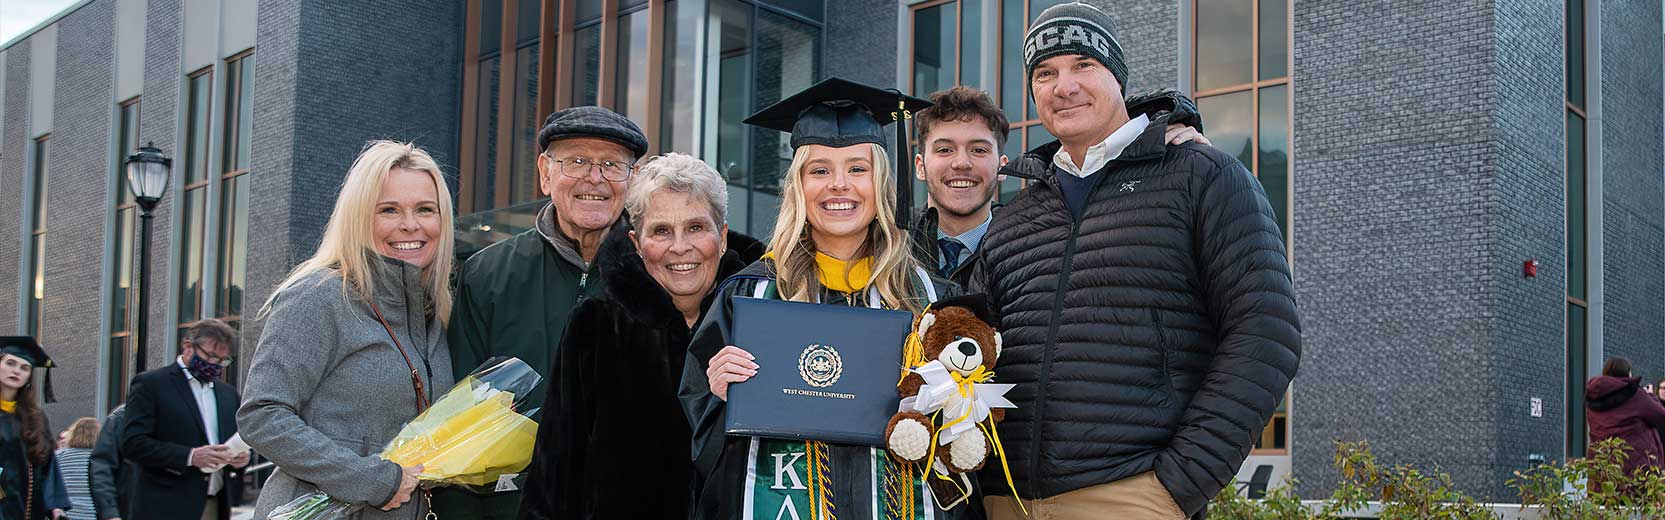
{"left": 1, "top": 0, "right": 81, "bottom": 46}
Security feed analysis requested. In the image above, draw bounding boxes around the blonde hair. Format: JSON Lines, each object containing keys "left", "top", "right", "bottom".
{"left": 767, "top": 143, "right": 925, "bottom": 313}
{"left": 65, "top": 417, "right": 99, "bottom": 449}
{"left": 263, "top": 140, "right": 456, "bottom": 325}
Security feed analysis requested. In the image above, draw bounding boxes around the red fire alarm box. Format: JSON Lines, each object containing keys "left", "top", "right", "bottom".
{"left": 1524, "top": 259, "right": 1539, "bottom": 278}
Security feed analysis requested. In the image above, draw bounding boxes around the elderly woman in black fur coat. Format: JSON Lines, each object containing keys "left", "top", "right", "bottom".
{"left": 518, "top": 153, "right": 759, "bottom": 520}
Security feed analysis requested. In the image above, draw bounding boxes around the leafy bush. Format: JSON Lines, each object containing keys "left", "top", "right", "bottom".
{"left": 1509, "top": 437, "right": 1665, "bottom": 519}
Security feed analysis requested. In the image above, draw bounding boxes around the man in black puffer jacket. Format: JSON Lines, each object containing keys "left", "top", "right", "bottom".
{"left": 973, "top": 3, "right": 1301, "bottom": 518}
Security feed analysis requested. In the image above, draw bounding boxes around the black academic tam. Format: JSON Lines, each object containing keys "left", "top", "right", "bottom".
{"left": 743, "top": 77, "right": 933, "bottom": 224}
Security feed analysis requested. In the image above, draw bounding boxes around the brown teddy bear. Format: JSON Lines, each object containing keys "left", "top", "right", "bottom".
{"left": 884, "top": 294, "right": 1013, "bottom": 475}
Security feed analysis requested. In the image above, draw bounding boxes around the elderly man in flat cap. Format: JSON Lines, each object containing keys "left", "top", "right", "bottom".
{"left": 437, "top": 106, "right": 649, "bottom": 519}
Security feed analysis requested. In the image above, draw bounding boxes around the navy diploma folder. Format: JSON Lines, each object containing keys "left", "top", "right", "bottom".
{"left": 724, "top": 297, "right": 914, "bottom": 446}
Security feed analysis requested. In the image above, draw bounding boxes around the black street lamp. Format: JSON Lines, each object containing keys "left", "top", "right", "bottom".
{"left": 125, "top": 142, "right": 170, "bottom": 374}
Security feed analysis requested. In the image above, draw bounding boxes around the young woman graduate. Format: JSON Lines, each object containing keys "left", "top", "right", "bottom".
{"left": 678, "top": 77, "right": 974, "bottom": 520}
{"left": 0, "top": 336, "right": 71, "bottom": 519}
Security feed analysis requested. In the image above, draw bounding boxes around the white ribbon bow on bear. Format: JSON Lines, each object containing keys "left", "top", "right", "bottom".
{"left": 898, "top": 360, "right": 1016, "bottom": 445}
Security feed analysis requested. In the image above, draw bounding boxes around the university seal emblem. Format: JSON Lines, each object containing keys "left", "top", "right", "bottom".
{"left": 798, "top": 344, "right": 843, "bottom": 388}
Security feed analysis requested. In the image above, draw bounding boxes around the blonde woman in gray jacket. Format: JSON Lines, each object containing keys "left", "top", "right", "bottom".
{"left": 237, "top": 141, "right": 456, "bottom": 519}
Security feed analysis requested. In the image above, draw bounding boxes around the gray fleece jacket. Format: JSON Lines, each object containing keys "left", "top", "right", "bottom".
{"left": 238, "top": 259, "right": 453, "bottom": 520}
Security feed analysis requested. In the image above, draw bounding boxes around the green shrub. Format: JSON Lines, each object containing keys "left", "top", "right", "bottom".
{"left": 1509, "top": 437, "right": 1665, "bottom": 519}
{"left": 1210, "top": 438, "right": 1665, "bottom": 519}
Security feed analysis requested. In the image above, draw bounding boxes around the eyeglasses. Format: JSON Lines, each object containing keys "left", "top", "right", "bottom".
{"left": 544, "top": 153, "right": 635, "bottom": 182}
{"left": 187, "top": 342, "right": 235, "bottom": 367}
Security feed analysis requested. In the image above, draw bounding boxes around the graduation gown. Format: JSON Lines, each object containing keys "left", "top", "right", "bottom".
{"left": 0, "top": 411, "right": 70, "bottom": 520}
{"left": 679, "top": 258, "right": 981, "bottom": 520}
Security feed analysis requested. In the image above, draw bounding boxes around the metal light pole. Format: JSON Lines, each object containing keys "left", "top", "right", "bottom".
{"left": 125, "top": 143, "right": 171, "bottom": 374}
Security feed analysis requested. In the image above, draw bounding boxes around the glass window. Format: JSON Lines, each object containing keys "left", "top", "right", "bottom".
{"left": 572, "top": 24, "right": 602, "bottom": 106}
{"left": 515, "top": 0, "right": 542, "bottom": 45}
{"left": 184, "top": 71, "right": 213, "bottom": 185}
{"left": 1567, "top": 111, "right": 1586, "bottom": 300}
{"left": 117, "top": 101, "right": 140, "bottom": 205}
{"left": 27, "top": 234, "right": 44, "bottom": 336}
{"left": 999, "top": 0, "right": 1024, "bottom": 122}
{"left": 1025, "top": 124, "right": 1053, "bottom": 152}
{"left": 1567, "top": 303, "right": 1588, "bottom": 456}
{"left": 1027, "top": 0, "right": 1067, "bottom": 21}
{"left": 1258, "top": 85, "right": 1289, "bottom": 233}
{"left": 112, "top": 208, "right": 135, "bottom": 335}
{"left": 474, "top": 56, "right": 502, "bottom": 210}
{"left": 31, "top": 139, "right": 48, "bottom": 229}
{"left": 620, "top": 0, "right": 650, "bottom": 11}
{"left": 107, "top": 336, "right": 130, "bottom": 403}
{"left": 576, "top": 0, "right": 603, "bottom": 24}
{"left": 1565, "top": 0, "right": 1584, "bottom": 109}
{"left": 616, "top": 10, "right": 651, "bottom": 125}
{"left": 767, "top": 0, "right": 824, "bottom": 22}
{"left": 178, "top": 188, "right": 206, "bottom": 324}
{"left": 1197, "top": 91, "right": 1254, "bottom": 167}
{"left": 481, "top": 0, "right": 503, "bottom": 56}
{"left": 912, "top": 4, "right": 955, "bottom": 96}
{"left": 662, "top": 0, "right": 699, "bottom": 153}
{"left": 222, "top": 55, "right": 254, "bottom": 173}
{"left": 959, "top": 0, "right": 982, "bottom": 90}
{"left": 748, "top": 9, "right": 820, "bottom": 236}
{"left": 711, "top": 0, "right": 754, "bottom": 231}
{"left": 217, "top": 175, "right": 250, "bottom": 318}
{"left": 25, "top": 136, "right": 48, "bottom": 336}
{"left": 1257, "top": 0, "right": 1287, "bottom": 80}
{"left": 1196, "top": 0, "right": 1253, "bottom": 92}
{"left": 511, "top": 43, "right": 542, "bottom": 204}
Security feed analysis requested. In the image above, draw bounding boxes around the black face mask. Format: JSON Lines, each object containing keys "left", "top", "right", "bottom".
{"left": 186, "top": 353, "right": 223, "bottom": 382}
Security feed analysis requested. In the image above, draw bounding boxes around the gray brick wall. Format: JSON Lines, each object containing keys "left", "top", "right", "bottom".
{"left": 37, "top": 0, "right": 116, "bottom": 427}
{"left": 822, "top": 0, "right": 895, "bottom": 88}
{"left": 138, "top": 0, "right": 182, "bottom": 370}
{"left": 1490, "top": 0, "right": 1570, "bottom": 501}
{"left": 1597, "top": 0, "right": 1664, "bottom": 377}
{"left": 239, "top": 0, "right": 302, "bottom": 383}
{"left": 239, "top": 0, "right": 463, "bottom": 366}
{"left": 1291, "top": 0, "right": 1508, "bottom": 500}
{"left": 1097, "top": 0, "right": 1178, "bottom": 96}
{"left": 0, "top": 41, "right": 27, "bottom": 332}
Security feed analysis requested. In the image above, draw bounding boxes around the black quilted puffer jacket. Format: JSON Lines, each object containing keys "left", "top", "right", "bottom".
{"left": 971, "top": 91, "right": 1301, "bottom": 516}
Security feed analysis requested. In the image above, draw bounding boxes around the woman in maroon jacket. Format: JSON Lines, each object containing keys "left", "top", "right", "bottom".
{"left": 1586, "top": 357, "right": 1665, "bottom": 484}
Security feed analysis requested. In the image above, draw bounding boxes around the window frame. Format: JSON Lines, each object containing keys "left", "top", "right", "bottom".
{"left": 107, "top": 96, "right": 142, "bottom": 407}
{"left": 459, "top": 0, "right": 675, "bottom": 215}
{"left": 177, "top": 66, "right": 215, "bottom": 331}
{"left": 24, "top": 135, "right": 51, "bottom": 337}
{"left": 1563, "top": 0, "right": 1589, "bottom": 459}
{"left": 216, "top": 50, "right": 256, "bottom": 329}
{"left": 1190, "top": 0, "right": 1293, "bottom": 457}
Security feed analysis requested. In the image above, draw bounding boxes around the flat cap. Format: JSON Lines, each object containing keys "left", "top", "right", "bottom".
{"left": 536, "top": 106, "right": 649, "bottom": 159}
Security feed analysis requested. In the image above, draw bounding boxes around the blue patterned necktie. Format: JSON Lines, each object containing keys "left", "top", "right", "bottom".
{"left": 938, "top": 238, "right": 966, "bottom": 277}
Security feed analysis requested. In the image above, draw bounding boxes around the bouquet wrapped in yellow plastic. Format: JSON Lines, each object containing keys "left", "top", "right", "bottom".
{"left": 268, "top": 357, "right": 543, "bottom": 520}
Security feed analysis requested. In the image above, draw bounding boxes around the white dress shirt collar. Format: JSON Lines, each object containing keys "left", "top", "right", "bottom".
{"left": 1052, "top": 113, "right": 1149, "bottom": 178}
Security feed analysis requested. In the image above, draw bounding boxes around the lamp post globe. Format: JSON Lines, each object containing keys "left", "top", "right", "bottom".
{"left": 123, "top": 142, "right": 171, "bottom": 374}
{"left": 125, "top": 142, "right": 171, "bottom": 210}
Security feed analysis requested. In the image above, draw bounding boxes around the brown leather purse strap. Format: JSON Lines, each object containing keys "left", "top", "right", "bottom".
{"left": 367, "top": 300, "right": 430, "bottom": 412}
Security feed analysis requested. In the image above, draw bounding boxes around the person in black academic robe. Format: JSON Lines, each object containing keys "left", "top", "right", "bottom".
{"left": 0, "top": 336, "right": 71, "bottom": 520}
{"left": 517, "top": 154, "right": 760, "bottom": 519}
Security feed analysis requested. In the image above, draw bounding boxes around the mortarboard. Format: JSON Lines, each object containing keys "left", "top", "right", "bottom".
{"left": 743, "top": 77, "right": 934, "bottom": 225}
{"left": 0, "top": 336, "right": 54, "bottom": 403}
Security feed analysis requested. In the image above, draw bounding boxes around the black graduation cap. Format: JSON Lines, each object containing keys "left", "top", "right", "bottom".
{"left": 743, "top": 77, "right": 934, "bottom": 225}
{"left": 0, "top": 336, "right": 53, "bottom": 403}
{"left": 928, "top": 293, "right": 999, "bottom": 329}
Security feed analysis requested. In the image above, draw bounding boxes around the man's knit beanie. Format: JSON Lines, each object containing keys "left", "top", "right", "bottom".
{"left": 1023, "top": 2, "right": 1128, "bottom": 93}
